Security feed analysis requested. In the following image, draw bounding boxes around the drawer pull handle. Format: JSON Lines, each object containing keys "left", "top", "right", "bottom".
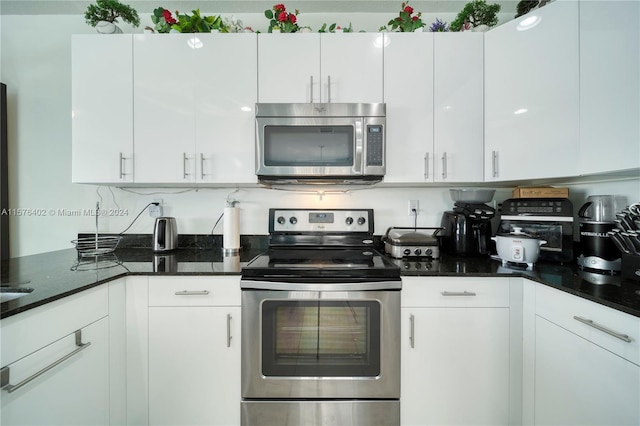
{"left": 441, "top": 291, "right": 477, "bottom": 296}
{"left": 174, "top": 290, "right": 210, "bottom": 296}
{"left": 1, "top": 330, "right": 91, "bottom": 394}
{"left": 573, "top": 316, "right": 632, "bottom": 343}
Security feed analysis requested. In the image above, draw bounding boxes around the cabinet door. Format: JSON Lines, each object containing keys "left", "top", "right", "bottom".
{"left": 401, "top": 307, "right": 510, "bottom": 425}
{"left": 433, "top": 33, "right": 484, "bottom": 183}
{"left": 72, "top": 35, "right": 133, "bottom": 184}
{"left": 383, "top": 33, "right": 434, "bottom": 183}
{"left": 134, "top": 34, "right": 196, "bottom": 183}
{"left": 148, "top": 306, "right": 241, "bottom": 426}
{"left": 195, "top": 34, "right": 257, "bottom": 184}
{"left": 534, "top": 316, "right": 640, "bottom": 425}
{"left": 258, "top": 34, "right": 320, "bottom": 103}
{"left": 320, "top": 33, "right": 384, "bottom": 103}
{"left": 1, "top": 317, "right": 109, "bottom": 426}
{"left": 485, "top": 1, "right": 579, "bottom": 181}
{"left": 580, "top": 0, "right": 640, "bottom": 174}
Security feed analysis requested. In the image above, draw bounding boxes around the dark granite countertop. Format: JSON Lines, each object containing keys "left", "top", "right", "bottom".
{"left": 2, "top": 242, "right": 640, "bottom": 319}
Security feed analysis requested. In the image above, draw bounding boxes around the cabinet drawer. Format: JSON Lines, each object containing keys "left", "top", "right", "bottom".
{"left": 1, "top": 285, "right": 108, "bottom": 367}
{"left": 402, "top": 277, "right": 510, "bottom": 308}
{"left": 536, "top": 283, "right": 640, "bottom": 366}
{"left": 148, "top": 276, "right": 240, "bottom": 307}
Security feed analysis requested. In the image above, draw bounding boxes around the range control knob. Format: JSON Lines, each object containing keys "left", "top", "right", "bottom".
{"left": 277, "top": 216, "right": 285, "bottom": 225}
{"left": 289, "top": 216, "right": 297, "bottom": 225}
{"left": 345, "top": 217, "right": 354, "bottom": 225}
{"left": 414, "top": 248, "right": 422, "bottom": 256}
{"left": 403, "top": 248, "right": 411, "bottom": 256}
{"left": 357, "top": 217, "right": 366, "bottom": 226}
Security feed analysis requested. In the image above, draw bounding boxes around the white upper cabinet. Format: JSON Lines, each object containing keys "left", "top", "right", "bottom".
{"left": 433, "top": 32, "right": 484, "bottom": 183}
{"left": 485, "top": 0, "right": 579, "bottom": 181}
{"left": 134, "top": 34, "right": 196, "bottom": 183}
{"left": 72, "top": 35, "right": 133, "bottom": 184}
{"left": 195, "top": 34, "right": 257, "bottom": 184}
{"left": 384, "top": 32, "right": 484, "bottom": 184}
{"left": 579, "top": 0, "right": 640, "bottom": 175}
{"left": 258, "top": 33, "right": 383, "bottom": 103}
{"left": 384, "top": 32, "right": 434, "bottom": 183}
{"left": 133, "top": 34, "right": 257, "bottom": 184}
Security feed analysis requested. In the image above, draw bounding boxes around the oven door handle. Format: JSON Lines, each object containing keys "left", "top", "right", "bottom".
{"left": 240, "top": 280, "right": 401, "bottom": 291}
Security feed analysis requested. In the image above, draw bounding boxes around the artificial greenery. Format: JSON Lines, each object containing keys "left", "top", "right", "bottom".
{"left": 84, "top": 0, "right": 140, "bottom": 27}
{"left": 150, "top": 8, "right": 226, "bottom": 33}
{"left": 450, "top": 0, "right": 501, "bottom": 31}
{"left": 515, "top": 0, "right": 539, "bottom": 18}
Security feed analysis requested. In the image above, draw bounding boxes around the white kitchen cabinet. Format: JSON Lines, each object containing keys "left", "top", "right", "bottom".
{"left": 383, "top": 32, "right": 434, "bottom": 183}
{"left": 579, "top": 0, "right": 640, "bottom": 175}
{"left": 401, "top": 277, "right": 511, "bottom": 425}
{"left": 384, "top": 33, "right": 483, "bottom": 184}
{"left": 134, "top": 34, "right": 257, "bottom": 184}
{"left": 147, "top": 276, "right": 241, "bottom": 426}
{"left": 484, "top": 1, "right": 579, "bottom": 181}
{"left": 258, "top": 33, "right": 383, "bottom": 103}
{"left": 72, "top": 35, "right": 133, "bottom": 184}
{"left": 532, "top": 283, "right": 640, "bottom": 425}
{"left": 1, "top": 286, "right": 110, "bottom": 425}
{"left": 433, "top": 32, "right": 484, "bottom": 183}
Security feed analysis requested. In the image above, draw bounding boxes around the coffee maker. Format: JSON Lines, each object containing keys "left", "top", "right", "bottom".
{"left": 577, "top": 195, "right": 627, "bottom": 272}
{"left": 440, "top": 203, "right": 495, "bottom": 256}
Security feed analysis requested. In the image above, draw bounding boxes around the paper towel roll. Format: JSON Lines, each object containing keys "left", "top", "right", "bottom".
{"left": 223, "top": 207, "right": 240, "bottom": 254}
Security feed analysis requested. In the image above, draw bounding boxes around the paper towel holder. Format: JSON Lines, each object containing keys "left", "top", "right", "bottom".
{"left": 223, "top": 201, "right": 241, "bottom": 256}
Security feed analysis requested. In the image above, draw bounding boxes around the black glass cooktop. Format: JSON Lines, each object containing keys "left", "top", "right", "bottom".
{"left": 241, "top": 248, "right": 401, "bottom": 282}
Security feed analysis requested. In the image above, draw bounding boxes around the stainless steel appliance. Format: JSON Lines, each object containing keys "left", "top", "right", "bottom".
{"left": 383, "top": 227, "right": 441, "bottom": 259}
{"left": 152, "top": 217, "right": 177, "bottom": 252}
{"left": 440, "top": 203, "right": 495, "bottom": 256}
{"left": 255, "top": 103, "right": 386, "bottom": 184}
{"left": 240, "top": 208, "right": 401, "bottom": 426}
{"left": 497, "top": 198, "right": 573, "bottom": 263}
{"left": 577, "top": 195, "right": 628, "bottom": 272}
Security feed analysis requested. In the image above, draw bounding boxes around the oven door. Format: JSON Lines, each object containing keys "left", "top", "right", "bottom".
{"left": 241, "top": 288, "right": 400, "bottom": 399}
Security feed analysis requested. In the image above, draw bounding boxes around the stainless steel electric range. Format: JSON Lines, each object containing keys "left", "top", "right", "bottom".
{"left": 240, "top": 208, "right": 401, "bottom": 426}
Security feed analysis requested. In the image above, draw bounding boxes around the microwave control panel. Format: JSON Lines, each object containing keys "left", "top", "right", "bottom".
{"left": 366, "top": 125, "right": 384, "bottom": 166}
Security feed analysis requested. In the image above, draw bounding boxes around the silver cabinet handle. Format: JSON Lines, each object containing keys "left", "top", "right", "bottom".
{"left": 327, "top": 75, "right": 332, "bottom": 103}
{"left": 119, "top": 152, "right": 126, "bottom": 179}
{"left": 174, "top": 290, "right": 210, "bottom": 296}
{"left": 442, "top": 152, "right": 448, "bottom": 180}
{"left": 227, "top": 314, "right": 232, "bottom": 348}
{"left": 492, "top": 150, "right": 499, "bottom": 178}
{"left": 183, "top": 152, "right": 189, "bottom": 179}
{"left": 573, "top": 316, "right": 632, "bottom": 343}
{"left": 310, "top": 75, "right": 314, "bottom": 103}
{"left": 441, "top": 291, "right": 477, "bottom": 296}
{"left": 424, "top": 152, "right": 429, "bottom": 180}
{"left": 200, "top": 153, "right": 206, "bottom": 180}
{"left": 409, "top": 314, "right": 415, "bottom": 349}
{"left": 1, "top": 330, "right": 91, "bottom": 394}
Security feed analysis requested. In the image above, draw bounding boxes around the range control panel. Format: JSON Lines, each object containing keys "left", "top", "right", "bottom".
{"left": 269, "top": 209, "right": 374, "bottom": 233}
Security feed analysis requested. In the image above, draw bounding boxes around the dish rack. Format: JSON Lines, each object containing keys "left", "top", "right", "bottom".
{"left": 71, "top": 202, "right": 122, "bottom": 257}
{"left": 71, "top": 235, "right": 122, "bottom": 257}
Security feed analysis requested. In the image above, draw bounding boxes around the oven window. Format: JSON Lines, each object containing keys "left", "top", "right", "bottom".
{"left": 264, "top": 126, "right": 354, "bottom": 167}
{"left": 261, "top": 300, "right": 381, "bottom": 377}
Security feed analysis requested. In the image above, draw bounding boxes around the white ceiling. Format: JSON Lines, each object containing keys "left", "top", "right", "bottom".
{"left": 1, "top": 1, "right": 519, "bottom": 15}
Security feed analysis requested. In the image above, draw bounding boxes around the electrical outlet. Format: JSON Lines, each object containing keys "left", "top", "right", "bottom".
{"left": 149, "top": 199, "right": 163, "bottom": 218}
{"left": 408, "top": 200, "right": 419, "bottom": 216}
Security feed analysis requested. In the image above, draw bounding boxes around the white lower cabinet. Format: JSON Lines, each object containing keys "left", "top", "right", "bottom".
{"left": 533, "top": 283, "right": 640, "bottom": 426}
{"left": 147, "top": 276, "right": 241, "bottom": 426}
{"left": 401, "top": 277, "right": 511, "bottom": 426}
{"left": 0, "top": 286, "right": 110, "bottom": 426}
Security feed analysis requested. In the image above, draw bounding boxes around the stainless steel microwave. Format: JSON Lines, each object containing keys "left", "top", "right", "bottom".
{"left": 255, "top": 103, "right": 386, "bottom": 184}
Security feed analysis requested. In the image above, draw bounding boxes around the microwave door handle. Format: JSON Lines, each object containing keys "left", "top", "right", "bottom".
{"left": 354, "top": 121, "right": 364, "bottom": 174}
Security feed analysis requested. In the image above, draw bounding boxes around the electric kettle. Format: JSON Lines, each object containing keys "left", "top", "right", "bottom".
{"left": 153, "top": 217, "right": 178, "bottom": 252}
